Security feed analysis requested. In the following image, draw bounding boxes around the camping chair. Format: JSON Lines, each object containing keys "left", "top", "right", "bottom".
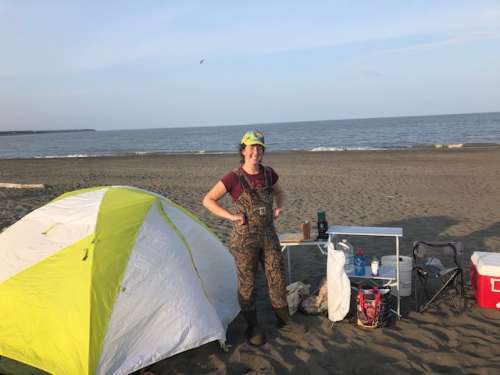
{"left": 412, "top": 241, "right": 465, "bottom": 312}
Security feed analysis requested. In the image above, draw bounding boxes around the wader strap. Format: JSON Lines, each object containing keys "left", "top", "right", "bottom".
{"left": 263, "top": 166, "right": 273, "bottom": 193}
{"left": 235, "top": 168, "right": 256, "bottom": 195}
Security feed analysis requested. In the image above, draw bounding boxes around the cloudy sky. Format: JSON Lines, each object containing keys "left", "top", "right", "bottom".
{"left": 1, "top": 0, "right": 499, "bottom": 130}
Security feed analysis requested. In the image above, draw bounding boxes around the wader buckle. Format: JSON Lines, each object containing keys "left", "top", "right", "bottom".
{"left": 258, "top": 207, "right": 266, "bottom": 216}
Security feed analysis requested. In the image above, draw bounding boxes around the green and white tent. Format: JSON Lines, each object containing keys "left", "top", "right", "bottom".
{"left": 0, "top": 186, "right": 239, "bottom": 375}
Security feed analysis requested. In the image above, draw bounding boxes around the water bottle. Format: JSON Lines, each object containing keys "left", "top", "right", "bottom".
{"left": 354, "top": 248, "right": 365, "bottom": 276}
{"left": 336, "top": 239, "right": 354, "bottom": 274}
{"left": 371, "top": 257, "right": 379, "bottom": 276}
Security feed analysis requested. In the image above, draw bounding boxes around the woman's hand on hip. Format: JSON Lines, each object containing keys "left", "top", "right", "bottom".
{"left": 231, "top": 213, "right": 246, "bottom": 225}
{"left": 273, "top": 207, "right": 282, "bottom": 219}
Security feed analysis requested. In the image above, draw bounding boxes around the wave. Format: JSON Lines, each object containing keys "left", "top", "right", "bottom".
{"left": 30, "top": 150, "right": 236, "bottom": 159}
{"left": 131, "top": 150, "right": 236, "bottom": 156}
{"left": 414, "top": 142, "right": 500, "bottom": 150}
{"left": 309, "top": 146, "right": 386, "bottom": 152}
{"left": 5, "top": 142, "right": 499, "bottom": 160}
{"left": 310, "top": 143, "right": 500, "bottom": 153}
{"left": 35, "top": 154, "right": 93, "bottom": 159}
{"left": 434, "top": 143, "right": 463, "bottom": 149}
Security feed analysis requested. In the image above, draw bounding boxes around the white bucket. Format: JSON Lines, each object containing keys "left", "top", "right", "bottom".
{"left": 380, "top": 255, "right": 413, "bottom": 297}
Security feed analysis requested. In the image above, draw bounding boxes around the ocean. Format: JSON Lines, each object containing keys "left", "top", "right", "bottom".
{"left": 1, "top": 112, "right": 499, "bottom": 159}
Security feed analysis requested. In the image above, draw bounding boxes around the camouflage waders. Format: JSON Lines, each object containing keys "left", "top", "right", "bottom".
{"left": 228, "top": 166, "right": 287, "bottom": 312}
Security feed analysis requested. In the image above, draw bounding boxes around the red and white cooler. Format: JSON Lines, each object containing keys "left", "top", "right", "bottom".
{"left": 470, "top": 251, "right": 500, "bottom": 309}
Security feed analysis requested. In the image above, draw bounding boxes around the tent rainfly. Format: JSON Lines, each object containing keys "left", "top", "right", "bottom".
{"left": 0, "top": 186, "right": 239, "bottom": 375}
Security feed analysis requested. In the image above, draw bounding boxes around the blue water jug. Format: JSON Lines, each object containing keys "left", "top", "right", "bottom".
{"left": 354, "top": 248, "right": 365, "bottom": 276}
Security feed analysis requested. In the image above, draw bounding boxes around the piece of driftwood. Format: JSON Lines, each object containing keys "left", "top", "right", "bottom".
{"left": 0, "top": 183, "right": 45, "bottom": 189}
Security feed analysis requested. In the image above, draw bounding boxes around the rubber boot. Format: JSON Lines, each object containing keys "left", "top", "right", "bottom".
{"left": 242, "top": 310, "right": 266, "bottom": 347}
{"left": 273, "top": 306, "right": 307, "bottom": 334}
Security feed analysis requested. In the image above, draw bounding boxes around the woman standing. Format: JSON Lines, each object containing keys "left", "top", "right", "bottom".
{"left": 203, "top": 130, "right": 305, "bottom": 347}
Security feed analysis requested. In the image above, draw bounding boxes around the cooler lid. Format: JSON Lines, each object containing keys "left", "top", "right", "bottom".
{"left": 471, "top": 251, "right": 500, "bottom": 275}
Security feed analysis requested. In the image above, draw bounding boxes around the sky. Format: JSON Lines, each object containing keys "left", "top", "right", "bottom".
{"left": 1, "top": 1, "right": 500, "bottom": 131}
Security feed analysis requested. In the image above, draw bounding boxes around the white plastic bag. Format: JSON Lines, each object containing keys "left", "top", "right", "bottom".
{"left": 327, "top": 239, "right": 351, "bottom": 322}
{"left": 300, "top": 277, "right": 328, "bottom": 315}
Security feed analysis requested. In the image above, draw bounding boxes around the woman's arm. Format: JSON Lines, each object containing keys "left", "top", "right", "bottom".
{"left": 273, "top": 181, "right": 285, "bottom": 219}
{"left": 203, "top": 181, "right": 245, "bottom": 224}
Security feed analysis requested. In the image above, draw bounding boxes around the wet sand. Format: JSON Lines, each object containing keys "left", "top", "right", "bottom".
{"left": 1, "top": 148, "right": 500, "bottom": 374}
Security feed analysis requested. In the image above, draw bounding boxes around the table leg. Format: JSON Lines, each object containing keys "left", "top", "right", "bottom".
{"left": 396, "top": 236, "right": 401, "bottom": 318}
{"left": 287, "top": 246, "right": 292, "bottom": 284}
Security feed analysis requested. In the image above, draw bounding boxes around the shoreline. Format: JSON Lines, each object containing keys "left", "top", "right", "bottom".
{"left": 1, "top": 142, "right": 500, "bottom": 161}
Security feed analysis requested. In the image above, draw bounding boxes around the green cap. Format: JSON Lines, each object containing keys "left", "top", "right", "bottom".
{"left": 240, "top": 130, "right": 265, "bottom": 148}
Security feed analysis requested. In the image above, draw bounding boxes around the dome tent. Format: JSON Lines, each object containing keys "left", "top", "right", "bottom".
{"left": 0, "top": 186, "right": 239, "bottom": 375}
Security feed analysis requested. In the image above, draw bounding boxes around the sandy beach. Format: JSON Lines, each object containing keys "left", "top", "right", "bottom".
{"left": 1, "top": 148, "right": 500, "bottom": 374}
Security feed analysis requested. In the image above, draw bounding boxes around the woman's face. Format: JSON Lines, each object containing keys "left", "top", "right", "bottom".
{"left": 242, "top": 144, "right": 264, "bottom": 165}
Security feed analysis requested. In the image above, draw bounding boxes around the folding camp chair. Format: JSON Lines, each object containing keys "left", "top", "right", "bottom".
{"left": 412, "top": 241, "right": 465, "bottom": 312}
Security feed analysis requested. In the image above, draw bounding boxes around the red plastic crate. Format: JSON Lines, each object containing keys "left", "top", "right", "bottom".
{"left": 470, "top": 252, "right": 500, "bottom": 309}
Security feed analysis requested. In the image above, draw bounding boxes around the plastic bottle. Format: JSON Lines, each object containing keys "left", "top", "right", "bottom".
{"left": 354, "top": 248, "right": 366, "bottom": 276}
{"left": 371, "top": 257, "right": 379, "bottom": 276}
{"left": 336, "top": 239, "right": 354, "bottom": 274}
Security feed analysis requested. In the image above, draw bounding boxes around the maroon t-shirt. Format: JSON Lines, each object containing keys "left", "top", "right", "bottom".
{"left": 221, "top": 166, "right": 279, "bottom": 201}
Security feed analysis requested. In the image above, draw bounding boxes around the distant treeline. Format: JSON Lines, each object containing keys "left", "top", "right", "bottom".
{"left": 0, "top": 129, "right": 96, "bottom": 136}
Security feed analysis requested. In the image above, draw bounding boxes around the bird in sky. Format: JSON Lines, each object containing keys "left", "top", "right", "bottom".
{"left": 199, "top": 58, "right": 205, "bottom": 64}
